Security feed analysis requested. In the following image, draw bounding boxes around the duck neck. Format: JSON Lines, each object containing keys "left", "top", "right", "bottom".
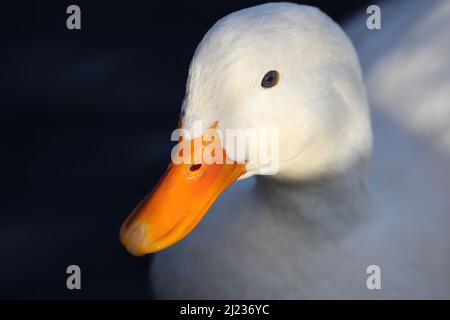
{"left": 255, "top": 158, "right": 373, "bottom": 240}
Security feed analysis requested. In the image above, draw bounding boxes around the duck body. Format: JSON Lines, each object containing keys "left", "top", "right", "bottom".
{"left": 152, "top": 168, "right": 450, "bottom": 299}
{"left": 147, "top": 2, "right": 450, "bottom": 299}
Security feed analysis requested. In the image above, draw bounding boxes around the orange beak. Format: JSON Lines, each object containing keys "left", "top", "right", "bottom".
{"left": 120, "top": 130, "right": 246, "bottom": 256}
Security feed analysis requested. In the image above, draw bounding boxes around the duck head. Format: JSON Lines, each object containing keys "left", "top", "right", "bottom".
{"left": 120, "top": 3, "right": 372, "bottom": 256}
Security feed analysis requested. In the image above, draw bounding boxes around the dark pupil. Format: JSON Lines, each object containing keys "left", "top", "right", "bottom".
{"left": 262, "top": 70, "right": 278, "bottom": 88}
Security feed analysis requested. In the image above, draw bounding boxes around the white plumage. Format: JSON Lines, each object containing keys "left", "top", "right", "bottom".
{"left": 151, "top": 2, "right": 450, "bottom": 298}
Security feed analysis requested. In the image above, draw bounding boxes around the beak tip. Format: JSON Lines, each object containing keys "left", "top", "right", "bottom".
{"left": 120, "top": 223, "right": 147, "bottom": 257}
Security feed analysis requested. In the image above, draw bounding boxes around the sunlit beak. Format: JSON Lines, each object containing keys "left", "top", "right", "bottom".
{"left": 120, "top": 130, "right": 246, "bottom": 256}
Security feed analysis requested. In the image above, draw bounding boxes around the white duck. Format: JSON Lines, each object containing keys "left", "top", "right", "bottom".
{"left": 120, "top": 2, "right": 450, "bottom": 298}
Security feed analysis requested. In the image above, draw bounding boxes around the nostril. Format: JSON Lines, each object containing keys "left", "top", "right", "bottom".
{"left": 189, "top": 164, "right": 202, "bottom": 172}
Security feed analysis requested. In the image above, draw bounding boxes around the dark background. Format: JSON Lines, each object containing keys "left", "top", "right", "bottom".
{"left": 0, "top": 0, "right": 370, "bottom": 299}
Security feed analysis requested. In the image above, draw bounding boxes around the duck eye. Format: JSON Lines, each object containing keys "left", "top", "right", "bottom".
{"left": 261, "top": 70, "right": 279, "bottom": 88}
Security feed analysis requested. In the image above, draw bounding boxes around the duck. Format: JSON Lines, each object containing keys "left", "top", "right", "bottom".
{"left": 120, "top": 2, "right": 450, "bottom": 298}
